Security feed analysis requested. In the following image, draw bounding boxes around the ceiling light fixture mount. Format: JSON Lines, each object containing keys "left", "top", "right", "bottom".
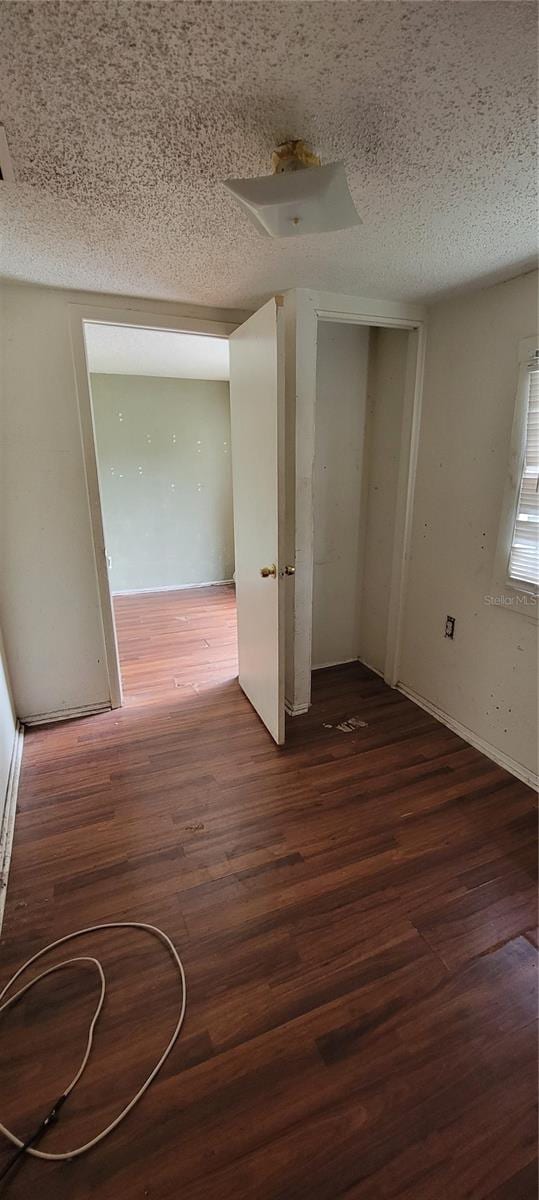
{"left": 224, "top": 138, "right": 361, "bottom": 239}
{"left": 270, "top": 139, "right": 321, "bottom": 174}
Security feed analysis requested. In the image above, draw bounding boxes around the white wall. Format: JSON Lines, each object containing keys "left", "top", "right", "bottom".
{"left": 91, "top": 373, "right": 234, "bottom": 592}
{"left": 0, "top": 627, "right": 16, "bottom": 807}
{"left": 360, "top": 327, "right": 410, "bottom": 675}
{"left": 0, "top": 282, "right": 248, "bottom": 721}
{"left": 400, "top": 270, "right": 538, "bottom": 779}
{"left": 312, "top": 322, "right": 370, "bottom": 668}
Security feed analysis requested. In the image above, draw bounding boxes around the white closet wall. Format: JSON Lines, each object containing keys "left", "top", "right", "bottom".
{"left": 312, "top": 323, "right": 370, "bottom": 668}
{"left": 311, "top": 322, "right": 410, "bottom": 678}
{"left": 359, "top": 327, "right": 410, "bottom": 675}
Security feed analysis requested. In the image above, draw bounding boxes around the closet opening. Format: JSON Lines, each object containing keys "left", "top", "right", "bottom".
{"left": 311, "top": 321, "right": 412, "bottom": 686}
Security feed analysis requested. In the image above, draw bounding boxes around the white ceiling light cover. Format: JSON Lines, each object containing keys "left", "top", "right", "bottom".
{"left": 224, "top": 162, "right": 361, "bottom": 238}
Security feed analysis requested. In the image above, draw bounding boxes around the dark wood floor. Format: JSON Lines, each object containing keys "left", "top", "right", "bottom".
{"left": 1, "top": 585, "right": 537, "bottom": 1199}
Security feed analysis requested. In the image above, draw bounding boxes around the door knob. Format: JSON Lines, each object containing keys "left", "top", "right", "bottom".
{"left": 284, "top": 565, "right": 295, "bottom": 575}
{"left": 260, "top": 564, "right": 277, "bottom": 578}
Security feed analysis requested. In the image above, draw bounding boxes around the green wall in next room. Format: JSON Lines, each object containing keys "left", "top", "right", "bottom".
{"left": 91, "top": 373, "right": 234, "bottom": 593}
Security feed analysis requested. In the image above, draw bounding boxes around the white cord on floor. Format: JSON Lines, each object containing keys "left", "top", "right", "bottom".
{"left": 0, "top": 921, "right": 187, "bottom": 1162}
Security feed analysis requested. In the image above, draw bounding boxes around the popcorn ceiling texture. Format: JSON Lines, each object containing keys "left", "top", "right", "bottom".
{"left": 0, "top": 1, "right": 536, "bottom": 308}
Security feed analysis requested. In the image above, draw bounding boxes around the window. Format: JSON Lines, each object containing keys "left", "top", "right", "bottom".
{"left": 508, "top": 351, "right": 539, "bottom": 588}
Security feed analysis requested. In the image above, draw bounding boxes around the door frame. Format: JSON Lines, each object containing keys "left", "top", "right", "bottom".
{"left": 288, "top": 288, "right": 427, "bottom": 713}
{"left": 68, "top": 302, "right": 239, "bottom": 709}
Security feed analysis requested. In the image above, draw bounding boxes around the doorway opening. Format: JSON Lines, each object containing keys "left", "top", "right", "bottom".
{"left": 83, "top": 320, "right": 238, "bottom": 706}
{"left": 311, "top": 320, "right": 412, "bottom": 688}
{"left": 72, "top": 297, "right": 287, "bottom": 744}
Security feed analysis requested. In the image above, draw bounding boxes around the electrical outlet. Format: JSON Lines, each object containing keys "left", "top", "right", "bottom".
{"left": 445, "top": 615, "right": 455, "bottom": 639}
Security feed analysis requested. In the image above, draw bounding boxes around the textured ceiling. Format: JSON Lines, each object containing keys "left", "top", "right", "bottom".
{"left": 85, "top": 324, "right": 229, "bottom": 379}
{"left": 0, "top": 1, "right": 536, "bottom": 310}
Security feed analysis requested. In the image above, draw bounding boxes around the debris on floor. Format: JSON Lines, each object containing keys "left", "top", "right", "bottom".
{"left": 183, "top": 822, "right": 205, "bottom": 832}
{"left": 336, "top": 716, "right": 369, "bottom": 732}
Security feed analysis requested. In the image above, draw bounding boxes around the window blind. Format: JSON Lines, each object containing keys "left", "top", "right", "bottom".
{"left": 508, "top": 361, "right": 539, "bottom": 587}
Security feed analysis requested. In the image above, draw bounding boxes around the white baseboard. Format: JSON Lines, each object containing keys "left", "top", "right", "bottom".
{"left": 0, "top": 721, "right": 24, "bottom": 930}
{"left": 312, "top": 657, "right": 359, "bottom": 671}
{"left": 357, "top": 655, "right": 385, "bottom": 679}
{"left": 285, "top": 699, "right": 310, "bottom": 716}
{"left": 112, "top": 580, "right": 234, "bottom": 597}
{"left": 291, "top": 656, "right": 384, "bottom": 716}
{"left": 22, "top": 701, "right": 111, "bottom": 727}
{"left": 398, "top": 683, "right": 538, "bottom": 791}
{"left": 313, "top": 656, "right": 385, "bottom": 678}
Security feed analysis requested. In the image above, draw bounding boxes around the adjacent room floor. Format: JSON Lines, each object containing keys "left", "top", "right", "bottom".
{"left": 0, "top": 586, "right": 537, "bottom": 1199}
{"left": 114, "top": 584, "right": 239, "bottom": 705}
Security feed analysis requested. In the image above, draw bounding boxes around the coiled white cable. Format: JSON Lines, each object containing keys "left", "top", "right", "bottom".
{"left": 0, "top": 922, "right": 187, "bottom": 1164}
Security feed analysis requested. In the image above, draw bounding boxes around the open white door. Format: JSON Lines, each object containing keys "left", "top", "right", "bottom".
{"left": 229, "top": 297, "right": 286, "bottom": 744}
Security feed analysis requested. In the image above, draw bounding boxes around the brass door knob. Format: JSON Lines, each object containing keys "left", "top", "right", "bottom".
{"left": 284, "top": 565, "right": 295, "bottom": 575}
{"left": 260, "top": 564, "right": 277, "bottom": 578}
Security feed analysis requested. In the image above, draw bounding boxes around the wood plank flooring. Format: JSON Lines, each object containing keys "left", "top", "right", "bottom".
{"left": 0, "top": 584, "right": 537, "bottom": 1198}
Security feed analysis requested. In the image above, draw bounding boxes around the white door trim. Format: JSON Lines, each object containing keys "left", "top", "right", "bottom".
{"left": 68, "top": 302, "right": 239, "bottom": 710}
{"left": 0, "top": 721, "right": 24, "bottom": 931}
{"left": 384, "top": 326, "right": 427, "bottom": 685}
{"left": 290, "top": 288, "right": 427, "bottom": 711}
